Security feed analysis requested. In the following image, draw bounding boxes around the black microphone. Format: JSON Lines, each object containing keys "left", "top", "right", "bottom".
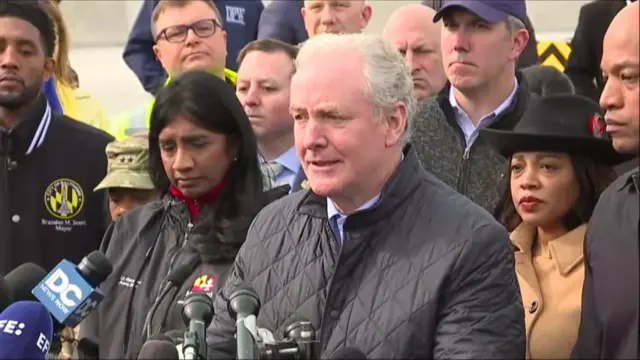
{"left": 75, "top": 338, "right": 99, "bottom": 359}
{"left": 77, "top": 251, "right": 113, "bottom": 287}
{"left": 137, "top": 340, "right": 180, "bottom": 360}
{"left": 331, "top": 347, "right": 367, "bottom": 359}
{"left": 0, "top": 275, "right": 12, "bottom": 312}
{"left": 181, "top": 291, "right": 214, "bottom": 360}
{"left": 3, "top": 263, "right": 47, "bottom": 302}
{"left": 227, "top": 285, "right": 261, "bottom": 360}
{"left": 143, "top": 260, "right": 198, "bottom": 340}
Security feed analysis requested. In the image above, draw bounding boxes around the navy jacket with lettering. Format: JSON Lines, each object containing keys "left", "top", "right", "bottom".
{"left": 123, "top": 0, "right": 263, "bottom": 94}
{"left": 0, "top": 95, "right": 113, "bottom": 275}
{"left": 257, "top": 0, "right": 307, "bottom": 45}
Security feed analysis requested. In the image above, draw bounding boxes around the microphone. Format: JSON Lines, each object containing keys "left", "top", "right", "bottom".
{"left": 143, "top": 260, "right": 199, "bottom": 339}
{"left": 331, "top": 347, "right": 367, "bottom": 359}
{"left": 0, "top": 276, "right": 11, "bottom": 313}
{"left": 0, "top": 301, "right": 54, "bottom": 359}
{"left": 138, "top": 340, "right": 180, "bottom": 360}
{"left": 227, "top": 285, "right": 261, "bottom": 360}
{"left": 32, "top": 251, "right": 113, "bottom": 327}
{"left": 4, "top": 263, "right": 48, "bottom": 302}
{"left": 181, "top": 292, "right": 214, "bottom": 360}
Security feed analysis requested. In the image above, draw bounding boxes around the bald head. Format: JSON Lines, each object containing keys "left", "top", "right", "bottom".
{"left": 599, "top": 1, "right": 639, "bottom": 154}
{"left": 383, "top": 4, "right": 446, "bottom": 100}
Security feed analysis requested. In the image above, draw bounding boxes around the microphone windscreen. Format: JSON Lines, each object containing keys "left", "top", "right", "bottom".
{"left": 0, "top": 301, "right": 54, "bottom": 359}
{"left": 76, "top": 338, "right": 99, "bottom": 359}
{"left": 332, "top": 347, "right": 367, "bottom": 359}
{"left": 0, "top": 276, "right": 12, "bottom": 313}
{"left": 4, "top": 263, "right": 47, "bottom": 302}
{"left": 137, "top": 340, "right": 180, "bottom": 360}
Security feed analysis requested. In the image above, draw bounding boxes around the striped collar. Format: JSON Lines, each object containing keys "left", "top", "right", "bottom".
{"left": 5, "top": 95, "right": 52, "bottom": 157}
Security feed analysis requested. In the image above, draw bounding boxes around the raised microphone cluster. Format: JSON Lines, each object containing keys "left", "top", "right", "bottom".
{"left": 227, "top": 285, "right": 319, "bottom": 360}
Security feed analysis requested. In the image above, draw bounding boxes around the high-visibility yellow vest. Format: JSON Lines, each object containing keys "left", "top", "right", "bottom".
{"left": 108, "top": 68, "right": 237, "bottom": 140}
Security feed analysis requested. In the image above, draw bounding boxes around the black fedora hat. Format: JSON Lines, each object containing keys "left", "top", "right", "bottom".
{"left": 480, "top": 94, "right": 632, "bottom": 166}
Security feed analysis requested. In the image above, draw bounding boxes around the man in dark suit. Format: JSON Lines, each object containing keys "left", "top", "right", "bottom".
{"left": 565, "top": 0, "right": 633, "bottom": 102}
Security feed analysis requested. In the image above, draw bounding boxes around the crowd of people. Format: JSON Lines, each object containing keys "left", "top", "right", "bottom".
{"left": 0, "top": 0, "right": 638, "bottom": 359}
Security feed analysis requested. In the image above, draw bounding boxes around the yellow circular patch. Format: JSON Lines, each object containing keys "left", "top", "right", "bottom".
{"left": 44, "top": 178, "right": 85, "bottom": 220}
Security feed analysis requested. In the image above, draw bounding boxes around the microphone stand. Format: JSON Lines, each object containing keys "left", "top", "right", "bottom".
{"left": 182, "top": 292, "right": 214, "bottom": 360}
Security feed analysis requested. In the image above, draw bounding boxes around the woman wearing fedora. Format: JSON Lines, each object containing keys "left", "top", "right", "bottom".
{"left": 480, "top": 94, "right": 632, "bottom": 359}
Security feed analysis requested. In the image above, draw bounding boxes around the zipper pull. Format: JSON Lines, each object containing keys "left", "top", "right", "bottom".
{"left": 462, "top": 147, "right": 471, "bottom": 160}
{"left": 183, "top": 222, "right": 193, "bottom": 247}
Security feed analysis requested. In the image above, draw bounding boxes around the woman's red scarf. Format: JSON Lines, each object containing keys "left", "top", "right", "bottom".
{"left": 169, "top": 179, "right": 226, "bottom": 221}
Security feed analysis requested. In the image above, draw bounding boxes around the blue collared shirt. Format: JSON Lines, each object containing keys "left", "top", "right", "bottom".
{"left": 449, "top": 78, "right": 519, "bottom": 149}
{"left": 261, "top": 147, "right": 301, "bottom": 191}
{"left": 326, "top": 153, "right": 404, "bottom": 245}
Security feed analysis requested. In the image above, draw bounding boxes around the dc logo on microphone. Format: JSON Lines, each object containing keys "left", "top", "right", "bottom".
{"left": 0, "top": 320, "right": 26, "bottom": 336}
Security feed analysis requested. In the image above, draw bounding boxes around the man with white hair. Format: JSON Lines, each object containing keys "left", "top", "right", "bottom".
{"left": 301, "top": 0, "right": 371, "bottom": 37}
{"left": 206, "top": 33, "right": 525, "bottom": 358}
{"left": 383, "top": 4, "right": 447, "bottom": 100}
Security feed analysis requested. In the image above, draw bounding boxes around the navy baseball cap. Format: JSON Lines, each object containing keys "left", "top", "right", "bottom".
{"left": 433, "top": 0, "right": 527, "bottom": 23}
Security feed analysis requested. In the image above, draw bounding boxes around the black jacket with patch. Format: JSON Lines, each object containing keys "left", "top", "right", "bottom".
{"left": 76, "top": 186, "right": 289, "bottom": 359}
{"left": 207, "top": 146, "right": 525, "bottom": 359}
{"left": 0, "top": 95, "right": 113, "bottom": 275}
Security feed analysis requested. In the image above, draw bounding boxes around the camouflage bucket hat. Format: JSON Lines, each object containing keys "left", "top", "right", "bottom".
{"left": 93, "top": 133, "right": 155, "bottom": 191}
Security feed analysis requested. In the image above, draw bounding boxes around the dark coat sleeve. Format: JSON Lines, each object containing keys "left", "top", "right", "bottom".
{"left": 122, "top": 0, "right": 167, "bottom": 95}
{"left": 564, "top": 5, "right": 599, "bottom": 101}
{"left": 433, "top": 223, "right": 526, "bottom": 359}
{"left": 257, "top": 0, "right": 307, "bottom": 45}
{"left": 570, "top": 227, "right": 603, "bottom": 359}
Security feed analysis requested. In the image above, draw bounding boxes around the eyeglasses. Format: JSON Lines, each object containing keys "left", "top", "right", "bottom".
{"left": 155, "top": 19, "right": 222, "bottom": 43}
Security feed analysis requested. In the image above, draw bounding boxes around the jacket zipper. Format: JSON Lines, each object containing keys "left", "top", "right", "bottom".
{"left": 456, "top": 147, "right": 471, "bottom": 193}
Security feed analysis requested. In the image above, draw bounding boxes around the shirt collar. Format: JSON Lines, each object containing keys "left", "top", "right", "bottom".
{"left": 272, "top": 146, "right": 301, "bottom": 174}
{"left": 449, "top": 77, "right": 519, "bottom": 121}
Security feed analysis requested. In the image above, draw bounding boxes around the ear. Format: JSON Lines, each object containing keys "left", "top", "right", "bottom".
{"left": 510, "top": 28, "right": 529, "bottom": 62}
{"left": 384, "top": 101, "right": 408, "bottom": 147}
{"left": 361, "top": 3, "right": 373, "bottom": 29}
{"left": 301, "top": 6, "right": 306, "bottom": 18}
{"left": 42, "top": 57, "right": 55, "bottom": 83}
{"left": 153, "top": 44, "right": 161, "bottom": 62}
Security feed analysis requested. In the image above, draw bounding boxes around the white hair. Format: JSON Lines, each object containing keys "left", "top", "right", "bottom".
{"left": 294, "top": 33, "right": 416, "bottom": 144}
{"left": 505, "top": 15, "right": 526, "bottom": 34}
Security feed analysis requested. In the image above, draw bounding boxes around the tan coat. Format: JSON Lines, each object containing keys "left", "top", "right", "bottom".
{"left": 511, "top": 223, "right": 587, "bottom": 359}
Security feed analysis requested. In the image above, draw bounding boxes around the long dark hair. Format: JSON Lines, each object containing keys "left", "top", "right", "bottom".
{"left": 148, "top": 70, "right": 265, "bottom": 245}
{"left": 493, "top": 154, "right": 617, "bottom": 232}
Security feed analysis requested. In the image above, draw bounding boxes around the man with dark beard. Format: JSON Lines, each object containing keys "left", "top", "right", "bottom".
{"left": 0, "top": 1, "right": 113, "bottom": 276}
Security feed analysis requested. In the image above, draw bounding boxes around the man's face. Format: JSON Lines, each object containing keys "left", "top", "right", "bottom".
{"left": 152, "top": 2, "right": 227, "bottom": 77}
{"left": 236, "top": 50, "right": 294, "bottom": 143}
{"left": 383, "top": 14, "right": 446, "bottom": 100}
{"left": 441, "top": 9, "right": 527, "bottom": 91}
{"left": 108, "top": 188, "right": 158, "bottom": 221}
{"left": 301, "top": 0, "right": 371, "bottom": 37}
{"left": 600, "top": 14, "right": 640, "bottom": 154}
{"left": 0, "top": 17, "right": 54, "bottom": 110}
{"left": 290, "top": 51, "right": 405, "bottom": 208}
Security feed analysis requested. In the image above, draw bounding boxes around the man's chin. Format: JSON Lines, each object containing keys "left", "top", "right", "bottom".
{"left": 0, "top": 94, "right": 29, "bottom": 110}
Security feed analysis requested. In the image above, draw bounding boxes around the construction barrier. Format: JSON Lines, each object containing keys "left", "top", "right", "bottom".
{"left": 536, "top": 40, "right": 572, "bottom": 72}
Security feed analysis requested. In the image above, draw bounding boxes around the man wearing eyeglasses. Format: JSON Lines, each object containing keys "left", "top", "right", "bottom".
{"left": 109, "top": 0, "right": 258, "bottom": 140}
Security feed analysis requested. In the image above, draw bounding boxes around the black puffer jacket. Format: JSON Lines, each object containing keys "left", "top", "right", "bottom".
{"left": 76, "top": 186, "right": 288, "bottom": 359}
{"left": 207, "top": 146, "right": 525, "bottom": 359}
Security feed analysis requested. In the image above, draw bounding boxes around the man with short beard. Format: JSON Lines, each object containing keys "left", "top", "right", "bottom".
{"left": 572, "top": 3, "right": 639, "bottom": 359}
{"left": 0, "top": 1, "right": 113, "bottom": 275}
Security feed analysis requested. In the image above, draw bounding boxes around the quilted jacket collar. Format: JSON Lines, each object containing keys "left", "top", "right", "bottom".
{"left": 297, "top": 144, "right": 421, "bottom": 224}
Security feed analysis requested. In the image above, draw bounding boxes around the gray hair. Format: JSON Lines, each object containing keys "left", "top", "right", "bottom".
{"left": 504, "top": 15, "right": 526, "bottom": 34}
{"left": 294, "top": 33, "right": 416, "bottom": 143}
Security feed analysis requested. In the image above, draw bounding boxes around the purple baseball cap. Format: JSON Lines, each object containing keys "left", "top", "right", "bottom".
{"left": 433, "top": 0, "right": 527, "bottom": 23}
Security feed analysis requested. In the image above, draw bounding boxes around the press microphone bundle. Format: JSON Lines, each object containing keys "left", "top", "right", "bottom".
{"left": 227, "top": 285, "right": 319, "bottom": 360}
{"left": 181, "top": 291, "right": 214, "bottom": 360}
{"left": 138, "top": 338, "right": 180, "bottom": 360}
{"left": 0, "top": 301, "right": 54, "bottom": 359}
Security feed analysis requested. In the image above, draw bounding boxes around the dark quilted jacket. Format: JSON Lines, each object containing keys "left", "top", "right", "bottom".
{"left": 207, "top": 147, "right": 526, "bottom": 359}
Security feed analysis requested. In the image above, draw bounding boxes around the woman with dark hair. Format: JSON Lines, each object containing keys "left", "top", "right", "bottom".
{"left": 480, "top": 94, "right": 631, "bottom": 359}
{"left": 75, "top": 70, "right": 289, "bottom": 359}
